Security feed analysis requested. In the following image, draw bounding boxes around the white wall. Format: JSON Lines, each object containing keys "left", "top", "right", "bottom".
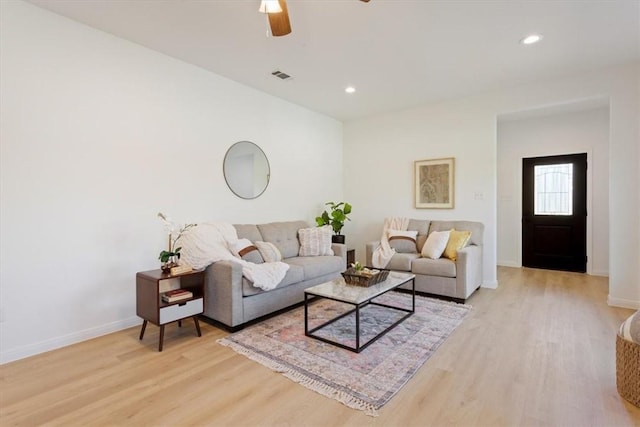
{"left": 344, "top": 64, "right": 639, "bottom": 308}
{"left": 497, "top": 108, "right": 610, "bottom": 276}
{"left": 0, "top": 1, "right": 343, "bottom": 363}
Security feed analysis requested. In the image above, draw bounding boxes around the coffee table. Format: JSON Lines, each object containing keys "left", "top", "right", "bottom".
{"left": 304, "top": 271, "right": 415, "bottom": 353}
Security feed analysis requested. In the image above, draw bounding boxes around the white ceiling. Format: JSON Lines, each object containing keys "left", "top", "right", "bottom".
{"left": 28, "top": 0, "right": 640, "bottom": 122}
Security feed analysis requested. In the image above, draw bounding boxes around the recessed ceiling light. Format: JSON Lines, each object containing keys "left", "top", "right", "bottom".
{"left": 345, "top": 86, "right": 356, "bottom": 94}
{"left": 520, "top": 34, "right": 543, "bottom": 45}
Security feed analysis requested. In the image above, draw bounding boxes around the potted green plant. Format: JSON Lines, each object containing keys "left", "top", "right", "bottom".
{"left": 315, "top": 201, "right": 352, "bottom": 244}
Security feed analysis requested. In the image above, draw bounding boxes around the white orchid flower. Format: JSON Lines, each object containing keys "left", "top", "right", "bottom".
{"left": 157, "top": 212, "right": 179, "bottom": 235}
{"left": 157, "top": 212, "right": 197, "bottom": 256}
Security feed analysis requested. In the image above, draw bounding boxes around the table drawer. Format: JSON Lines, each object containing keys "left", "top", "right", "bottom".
{"left": 159, "top": 298, "right": 203, "bottom": 324}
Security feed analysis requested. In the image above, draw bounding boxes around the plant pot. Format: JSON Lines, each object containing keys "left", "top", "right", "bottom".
{"left": 161, "top": 261, "right": 178, "bottom": 273}
{"left": 332, "top": 234, "right": 345, "bottom": 244}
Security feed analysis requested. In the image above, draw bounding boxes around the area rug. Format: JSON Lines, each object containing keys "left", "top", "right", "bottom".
{"left": 217, "top": 292, "right": 470, "bottom": 416}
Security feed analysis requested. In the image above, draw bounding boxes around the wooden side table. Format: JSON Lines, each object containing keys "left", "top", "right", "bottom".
{"left": 347, "top": 249, "right": 355, "bottom": 267}
{"left": 136, "top": 268, "right": 205, "bottom": 351}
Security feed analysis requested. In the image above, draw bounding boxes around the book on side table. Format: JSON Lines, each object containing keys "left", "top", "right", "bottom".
{"left": 162, "top": 289, "right": 193, "bottom": 303}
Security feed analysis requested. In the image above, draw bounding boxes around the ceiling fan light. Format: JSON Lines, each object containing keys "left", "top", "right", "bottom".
{"left": 259, "top": 0, "right": 282, "bottom": 14}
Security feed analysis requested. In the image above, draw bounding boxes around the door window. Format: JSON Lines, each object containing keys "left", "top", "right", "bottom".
{"left": 534, "top": 163, "right": 573, "bottom": 215}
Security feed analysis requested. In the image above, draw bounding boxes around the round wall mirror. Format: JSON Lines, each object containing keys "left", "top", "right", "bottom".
{"left": 223, "top": 141, "right": 270, "bottom": 199}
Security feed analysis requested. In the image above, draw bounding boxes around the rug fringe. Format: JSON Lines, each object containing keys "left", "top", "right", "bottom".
{"left": 217, "top": 338, "right": 379, "bottom": 417}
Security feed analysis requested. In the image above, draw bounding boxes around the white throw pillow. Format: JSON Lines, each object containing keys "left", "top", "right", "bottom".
{"left": 298, "top": 226, "right": 334, "bottom": 257}
{"left": 255, "top": 241, "right": 283, "bottom": 262}
{"left": 421, "top": 230, "right": 451, "bottom": 259}
{"left": 619, "top": 310, "right": 640, "bottom": 345}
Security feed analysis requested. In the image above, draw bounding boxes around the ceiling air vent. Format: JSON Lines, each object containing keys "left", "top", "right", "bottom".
{"left": 271, "top": 70, "right": 291, "bottom": 80}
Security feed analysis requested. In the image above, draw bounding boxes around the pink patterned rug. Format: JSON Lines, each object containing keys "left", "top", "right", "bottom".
{"left": 218, "top": 292, "right": 470, "bottom": 416}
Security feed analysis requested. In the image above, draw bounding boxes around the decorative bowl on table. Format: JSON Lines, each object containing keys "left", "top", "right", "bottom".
{"left": 341, "top": 267, "right": 389, "bottom": 287}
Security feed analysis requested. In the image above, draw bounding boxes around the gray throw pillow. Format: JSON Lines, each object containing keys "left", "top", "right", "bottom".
{"left": 229, "top": 238, "right": 264, "bottom": 264}
{"left": 388, "top": 229, "right": 418, "bottom": 253}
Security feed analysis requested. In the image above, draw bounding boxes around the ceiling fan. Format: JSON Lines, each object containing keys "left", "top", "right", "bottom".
{"left": 259, "top": 0, "right": 370, "bottom": 37}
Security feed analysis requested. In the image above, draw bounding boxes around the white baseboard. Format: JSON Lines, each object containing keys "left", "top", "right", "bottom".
{"left": 497, "top": 261, "right": 520, "bottom": 268}
{"left": 481, "top": 280, "right": 498, "bottom": 289}
{"left": 0, "top": 316, "right": 142, "bottom": 365}
{"left": 590, "top": 269, "right": 609, "bottom": 277}
{"left": 607, "top": 295, "right": 640, "bottom": 310}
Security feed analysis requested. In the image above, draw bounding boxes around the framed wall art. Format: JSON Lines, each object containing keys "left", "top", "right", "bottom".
{"left": 414, "top": 157, "right": 455, "bottom": 209}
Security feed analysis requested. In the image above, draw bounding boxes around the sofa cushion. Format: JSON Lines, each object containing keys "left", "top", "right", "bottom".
{"left": 388, "top": 229, "right": 418, "bottom": 253}
{"left": 415, "top": 235, "right": 427, "bottom": 253}
{"left": 411, "top": 257, "right": 456, "bottom": 278}
{"left": 443, "top": 230, "right": 471, "bottom": 261}
{"left": 430, "top": 220, "right": 484, "bottom": 246}
{"left": 387, "top": 253, "right": 421, "bottom": 272}
{"left": 421, "top": 230, "right": 451, "bottom": 259}
{"left": 298, "top": 226, "right": 334, "bottom": 256}
{"left": 407, "top": 219, "right": 430, "bottom": 235}
{"left": 242, "top": 263, "right": 305, "bottom": 296}
{"left": 257, "top": 221, "right": 308, "bottom": 259}
{"left": 407, "top": 219, "right": 430, "bottom": 252}
{"left": 285, "top": 256, "right": 344, "bottom": 280}
{"left": 234, "top": 224, "right": 264, "bottom": 243}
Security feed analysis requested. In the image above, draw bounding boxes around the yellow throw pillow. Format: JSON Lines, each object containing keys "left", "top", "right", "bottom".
{"left": 443, "top": 229, "right": 471, "bottom": 261}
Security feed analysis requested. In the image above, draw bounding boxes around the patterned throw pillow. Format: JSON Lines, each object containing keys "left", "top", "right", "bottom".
{"left": 229, "top": 238, "right": 264, "bottom": 264}
{"left": 298, "top": 226, "right": 334, "bottom": 256}
{"left": 443, "top": 230, "right": 471, "bottom": 261}
{"left": 255, "top": 241, "right": 283, "bottom": 262}
{"left": 620, "top": 311, "right": 640, "bottom": 345}
{"left": 387, "top": 229, "right": 418, "bottom": 253}
{"left": 421, "top": 230, "right": 451, "bottom": 259}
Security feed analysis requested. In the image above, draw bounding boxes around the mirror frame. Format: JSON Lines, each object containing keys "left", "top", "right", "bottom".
{"left": 223, "top": 141, "right": 270, "bottom": 200}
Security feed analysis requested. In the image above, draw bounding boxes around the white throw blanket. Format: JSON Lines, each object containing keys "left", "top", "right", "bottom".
{"left": 178, "top": 222, "right": 289, "bottom": 291}
{"left": 371, "top": 217, "right": 410, "bottom": 268}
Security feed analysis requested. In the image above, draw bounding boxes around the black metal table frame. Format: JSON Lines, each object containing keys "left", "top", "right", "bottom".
{"left": 304, "top": 277, "right": 415, "bottom": 353}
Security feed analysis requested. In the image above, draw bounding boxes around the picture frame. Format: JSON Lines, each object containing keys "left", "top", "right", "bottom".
{"left": 414, "top": 157, "right": 455, "bottom": 209}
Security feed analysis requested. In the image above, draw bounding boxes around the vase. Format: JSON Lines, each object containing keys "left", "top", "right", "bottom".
{"left": 161, "top": 258, "right": 179, "bottom": 273}
{"left": 332, "top": 234, "right": 345, "bottom": 244}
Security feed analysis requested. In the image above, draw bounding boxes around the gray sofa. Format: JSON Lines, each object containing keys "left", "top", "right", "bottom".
{"left": 365, "top": 219, "right": 484, "bottom": 302}
{"left": 202, "top": 220, "right": 346, "bottom": 329}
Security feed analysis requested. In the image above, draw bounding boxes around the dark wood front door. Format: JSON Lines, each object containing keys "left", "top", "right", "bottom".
{"left": 522, "top": 153, "right": 587, "bottom": 272}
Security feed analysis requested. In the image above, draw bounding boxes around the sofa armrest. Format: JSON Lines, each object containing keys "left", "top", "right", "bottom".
{"left": 455, "top": 245, "right": 483, "bottom": 299}
{"left": 332, "top": 243, "right": 347, "bottom": 263}
{"left": 204, "top": 260, "right": 245, "bottom": 327}
{"left": 365, "top": 241, "right": 380, "bottom": 266}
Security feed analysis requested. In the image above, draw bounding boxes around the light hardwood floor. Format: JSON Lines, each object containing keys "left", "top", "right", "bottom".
{"left": 1, "top": 267, "right": 639, "bottom": 426}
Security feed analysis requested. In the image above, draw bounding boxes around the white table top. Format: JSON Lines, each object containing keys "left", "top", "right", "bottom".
{"left": 304, "top": 271, "right": 415, "bottom": 304}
